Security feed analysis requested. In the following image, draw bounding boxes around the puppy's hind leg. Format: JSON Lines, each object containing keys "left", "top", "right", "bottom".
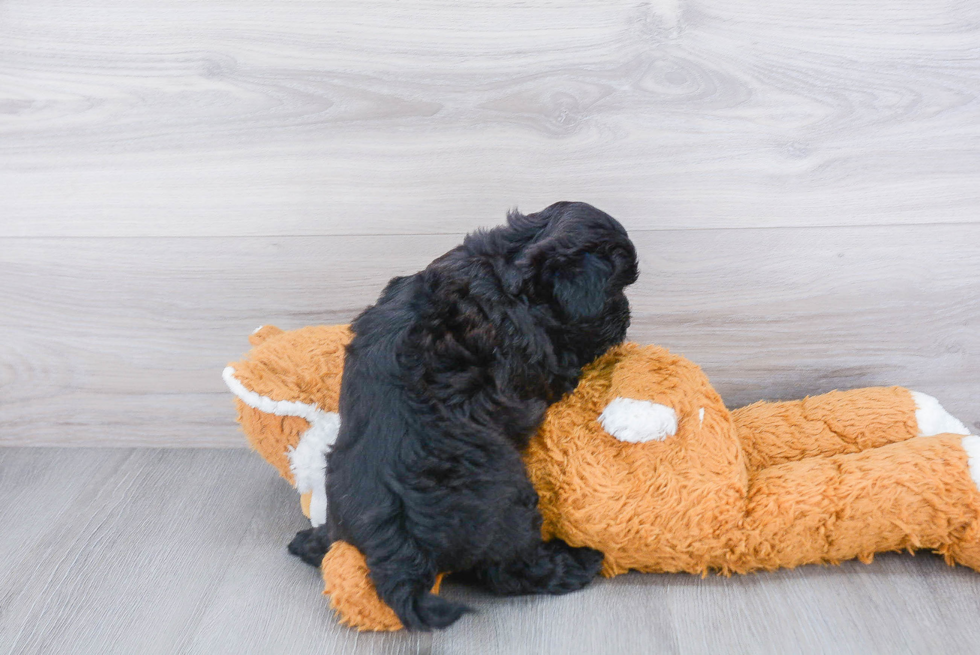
{"left": 288, "top": 525, "right": 334, "bottom": 567}
{"left": 466, "top": 538, "right": 605, "bottom": 596}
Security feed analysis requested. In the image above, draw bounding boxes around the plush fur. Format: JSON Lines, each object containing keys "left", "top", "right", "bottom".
{"left": 288, "top": 201, "right": 638, "bottom": 629}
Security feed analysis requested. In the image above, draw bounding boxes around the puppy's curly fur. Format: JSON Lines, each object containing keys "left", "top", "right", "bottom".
{"left": 289, "top": 202, "right": 639, "bottom": 629}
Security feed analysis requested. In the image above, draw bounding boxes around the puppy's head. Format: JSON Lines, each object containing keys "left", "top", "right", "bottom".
{"left": 505, "top": 202, "right": 639, "bottom": 352}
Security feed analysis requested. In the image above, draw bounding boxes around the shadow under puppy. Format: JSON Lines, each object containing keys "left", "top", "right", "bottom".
{"left": 290, "top": 201, "right": 639, "bottom": 629}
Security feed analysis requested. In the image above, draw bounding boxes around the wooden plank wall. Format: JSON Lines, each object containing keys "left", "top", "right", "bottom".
{"left": 1, "top": 0, "right": 978, "bottom": 446}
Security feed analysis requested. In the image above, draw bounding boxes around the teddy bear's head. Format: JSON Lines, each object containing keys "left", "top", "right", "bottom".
{"left": 223, "top": 324, "right": 352, "bottom": 526}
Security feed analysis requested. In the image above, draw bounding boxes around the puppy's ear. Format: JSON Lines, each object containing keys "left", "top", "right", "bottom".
{"left": 551, "top": 252, "right": 615, "bottom": 320}
{"left": 497, "top": 208, "right": 550, "bottom": 295}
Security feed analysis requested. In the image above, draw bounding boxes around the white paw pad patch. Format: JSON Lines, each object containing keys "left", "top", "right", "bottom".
{"left": 912, "top": 391, "right": 970, "bottom": 437}
{"left": 599, "top": 397, "right": 678, "bottom": 443}
{"left": 960, "top": 435, "right": 980, "bottom": 490}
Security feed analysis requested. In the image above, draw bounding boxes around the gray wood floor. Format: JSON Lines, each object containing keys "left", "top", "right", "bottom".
{"left": 3, "top": 447, "right": 980, "bottom": 655}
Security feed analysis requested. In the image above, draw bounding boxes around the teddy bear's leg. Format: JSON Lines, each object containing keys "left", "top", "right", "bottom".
{"left": 735, "top": 434, "right": 980, "bottom": 573}
{"left": 731, "top": 387, "right": 969, "bottom": 471}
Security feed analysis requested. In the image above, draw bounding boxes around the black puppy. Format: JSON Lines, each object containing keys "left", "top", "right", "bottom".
{"left": 290, "top": 201, "right": 638, "bottom": 629}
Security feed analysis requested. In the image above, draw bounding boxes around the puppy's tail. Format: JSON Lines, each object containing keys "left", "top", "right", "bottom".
{"left": 409, "top": 592, "right": 470, "bottom": 630}
{"left": 369, "top": 546, "right": 471, "bottom": 630}
{"left": 380, "top": 580, "right": 470, "bottom": 631}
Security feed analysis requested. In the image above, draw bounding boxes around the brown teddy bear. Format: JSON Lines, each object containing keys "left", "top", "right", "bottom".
{"left": 224, "top": 324, "right": 980, "bottom": 631}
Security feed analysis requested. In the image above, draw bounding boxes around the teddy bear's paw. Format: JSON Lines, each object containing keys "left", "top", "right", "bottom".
{"left": 599, "top": 397, "right": 678, "bottom": 443}
{"left": 912, "top": 391, "right": 970, "bottom": 437}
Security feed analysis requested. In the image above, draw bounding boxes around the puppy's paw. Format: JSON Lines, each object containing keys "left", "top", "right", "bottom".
{"left": 287, "top": 527, "right": 333, "bottom": 568}
{"left": 567, "top": 542, "right": 606, "bottom": 573}
{"left": 472, "top": 539, "right": 605, "bottom": 597}
{"left": 541, "top": 540, "right": 605, "bottom": 594}
{"left": 400, "top": 593, "right": 471, "bottom": 631}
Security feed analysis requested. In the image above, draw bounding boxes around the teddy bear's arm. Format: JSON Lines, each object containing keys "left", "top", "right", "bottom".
{"left": 731, "top": 387, "right": 968, "bottom": 471}
{"left": 599, "top": 398, "right": 678, "bottom": 442}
